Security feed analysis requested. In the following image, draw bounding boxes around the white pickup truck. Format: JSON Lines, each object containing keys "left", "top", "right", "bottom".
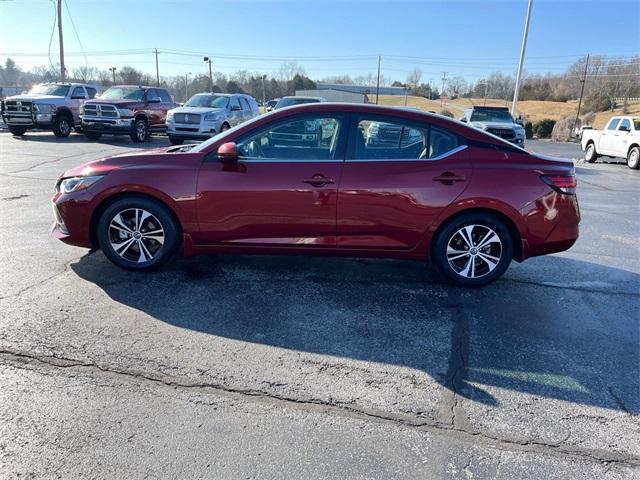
{"left": 581, "top": 116, "right": 640, "bottom": 169}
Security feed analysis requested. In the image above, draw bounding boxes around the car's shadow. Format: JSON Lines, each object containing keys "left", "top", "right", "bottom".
{"left": 71, "top": 252, "right": 639, "bottom": 414}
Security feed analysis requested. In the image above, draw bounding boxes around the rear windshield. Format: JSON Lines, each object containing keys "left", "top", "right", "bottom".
{"left": 185, "top": 94, "right": 229, "bottom": 108}
{"left": 100, "top": 87, "right": 145, "bottom": 101}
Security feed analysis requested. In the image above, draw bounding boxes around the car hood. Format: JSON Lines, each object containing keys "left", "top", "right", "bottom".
{"left": 60, "top": 145, "right": 188, "bottom": 178}
{"left": 470, "top": 121, "right": 518, "bottom": 130}
{"left": 85, "top": 98, "right": 144, "bottom": 108}
{"left": 171, "top": 106, "right": 225, "bottom": 115}
{"left": 5, "top": 94, "right": 66, "bottom": 102}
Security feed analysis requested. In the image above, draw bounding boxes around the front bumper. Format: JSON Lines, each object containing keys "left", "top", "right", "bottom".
{"left": 166, "top": 119, "right": 219, "bottom": 139}
{"left": 51, "top": 191, "right": 95, "bottom": 248}
{"left": 2, "top": 112, "right": 55, "bottom": 128}
{"left": 81, "top": 116, "right": 133, "bottom": 134}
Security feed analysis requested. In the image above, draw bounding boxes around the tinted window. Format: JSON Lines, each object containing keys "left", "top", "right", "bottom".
{"left": 101, "top": 87, "right": 145, "bottom": 101}
{"left": 619, "top": 118, "right": 631, "bottom": 130}
{"left": 230, "top": 96, "right": 241, "bottom": 110}
{"left": 607, "top": 118, "right": 621, "bottom": 130}
{"left": 185, "top": 94, "right": 229, "bottom": 108}
{"left": 86, "top": 87, "right": 97, "bottom": 99}
{"left": 71, "top": 87, "right": 86, "bottom": 98}
{"left": 240, "top": 97, "right": 251, "bottom": 110}
{"left": 237, "top": 115, "right": 344, "bottom": 161}
{"left": 353, "top": 117, "right": 460, "bottom": 160}
{"left": 158, "top": 89, "right": 172, "bottom": 103}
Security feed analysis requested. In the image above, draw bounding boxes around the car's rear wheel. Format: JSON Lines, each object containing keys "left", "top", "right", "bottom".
{"left": 220, "top": 123, "right": 230, "bottom": 132}
{"left": 431, "top": 213, "right": 513, "bottom": 287}
{"left": 627, "top": 146, "right": 639, "bottom": 170}
{"left": 52, "top": 113, "right": 72, "bottom": 138}
{"left": 168, "top": 136, "right": 183, "bottom": 145}
{"left": 8, "top": 125, "right": 27, "bottom": 136}
{"left": 584, "top": 142, "right": 598, "bottom": 163}
{"left": 130, "top": 118, "right": 149, "bottom": 143}
{"left": 97, "top": 197, "right": 180, "bottom": 271}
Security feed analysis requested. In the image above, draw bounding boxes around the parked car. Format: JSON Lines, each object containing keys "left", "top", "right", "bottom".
{"left": 166, "top": 93, "right": 259, "bottom": 145}
{"left": 51, "top": 103, "right": 579, "bottom": 287}
{"left": 459, "top": 106, "right": 525, "bottom": 147}
{"left": 273, "top": 96, "right": 326, "bottom": 109}
{"left": 581, "top": 116, "right": 640, "bottom": 169}
{"left": 265, "top": 99, "right": 279, "bottom": 112}
{"left": 0, "top": 82, "right": 98, "bottom": 137}
{"left": 80, "top": 85, "right": 177, "bottom": 142}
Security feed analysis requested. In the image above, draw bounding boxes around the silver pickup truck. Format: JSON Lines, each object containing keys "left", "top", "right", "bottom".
{"left": 1, "top": 82, "right": 99, "bottom": 138}
{"left": 582, "top": 116, "right": 640, "bottom": 169}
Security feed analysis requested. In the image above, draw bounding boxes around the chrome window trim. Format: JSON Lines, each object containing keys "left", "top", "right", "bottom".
{"left": 347, "top": 144, "right": 468, "bottom": 162}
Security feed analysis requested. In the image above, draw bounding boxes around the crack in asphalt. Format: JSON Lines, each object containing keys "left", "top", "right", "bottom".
{"left": 7, "top": 148, "right": 116, "bottom": 175}
{"left": 1, "top": 348, "right": 638, "bottom": 469}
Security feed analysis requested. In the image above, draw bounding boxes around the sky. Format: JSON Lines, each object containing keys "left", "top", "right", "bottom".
{"left": 0, "top": 0, "right": 638, "bottom": 83}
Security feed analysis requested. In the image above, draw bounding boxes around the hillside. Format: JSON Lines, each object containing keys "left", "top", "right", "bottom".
{"left": 374, "top": 95, "right": 640, "bottom": 129}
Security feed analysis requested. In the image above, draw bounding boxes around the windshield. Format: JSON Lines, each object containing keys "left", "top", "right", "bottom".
{"left": 184, "top": 94, "right": 229, "bottom": 108}
{"left": 274, "top": 97, "right": 320, "bottom": 109}
{"left": 470, "top": 110, "right": 514, "bottom": 123}
{"left": 28, "top": 84, "right": 70, "bottom": 97}
{"left": 100, "top": 87, "right": 145, "bottom": 101}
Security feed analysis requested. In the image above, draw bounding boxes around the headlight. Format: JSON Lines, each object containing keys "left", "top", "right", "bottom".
{"left": 58, "top": 175, "right": 104, "bottom": 194}
{"left": 79, "top": 104, "right": 85, "bottom": 115}
{"left": 515, "top": 127, "right": 525, "bottom": 137}
{"left": 34, "top": 103, "right": 56, "bottom": 114}
{"left": 118, "top": 108, "right": 135, "bottom": 117}
{"left": 204, "top": 113, "right": 222, "bottom": 122}
{"left": 166, "top": 111, "right": 174, "bottom": 121}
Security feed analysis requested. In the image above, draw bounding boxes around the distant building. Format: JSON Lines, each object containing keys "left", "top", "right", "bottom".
{"left": 295, "top": 88, "right": 368, "bottom": 104}
{"left": 316, "top": 83, "right": 409, "bottom": 96}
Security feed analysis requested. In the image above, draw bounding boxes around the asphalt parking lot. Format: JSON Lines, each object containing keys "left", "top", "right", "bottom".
{"left": 0, "top": 133, "right": 638, "bottom": 479}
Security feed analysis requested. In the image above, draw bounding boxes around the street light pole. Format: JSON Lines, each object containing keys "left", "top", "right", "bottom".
{"left": 154, "top": 48, "right": 160, "bottom": 87}
{"left": 511, "top": 0, "right": 533, "bottom": 116}
{"left": 109, "top": 67, "right": 117, "bottom": 84}
{"left": 185, "top": 72, "right": 191, "bottom": 102}
{"left": 375, "top": 55, "right": 381, "bottom": 104}
{"left": 57, "top": 0, "right": 66, "bottom": 81}
{"left": 261, "top": 75, "right": 267, "bottom": 111}
{"left": 204, "top": 57, "right": 213, "bottom": 93}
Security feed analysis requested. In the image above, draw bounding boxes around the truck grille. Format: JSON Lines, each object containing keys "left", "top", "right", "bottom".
{"left": 5, "top": 100, "right": 32, "bottom": 113}
{"left": 174, "top": 113, "right": 201, "bottom": 124}
{"left": 83, "top": 104, "right": 119, "bottom": 118}
{"left": 486, "top": 128, "right": 515, "bottom": 139}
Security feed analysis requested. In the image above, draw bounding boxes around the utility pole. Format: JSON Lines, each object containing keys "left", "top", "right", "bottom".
{"left": 572, "top": 54, "right": 590, "bottom": 137}
{"left": 204, "top": 57, "right": 213, "bottom": 93}
{"left": 185, "top": 72, "right": 191, "bottom": 101}
{"left": 511, "top": 0, "right": 533, "bottom": 116}
{"left": 375, "top": 55, "right": 381, "bottom": 104}
{"left": 57, "top": 0, "right": 66, "bottom": 81}
{"left": 154, "top": 49, "right": 160, "bottom": 87}
{"left": 261, "top": 75, "right": 267, "bottom": 111}
{"left": 441, "top": 72, "right": 447, "bottom": 107}
{"left": 109, "top": 67, "right": 117, "bottom": 84}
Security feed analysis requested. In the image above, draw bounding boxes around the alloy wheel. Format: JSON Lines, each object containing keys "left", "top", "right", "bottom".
{"left": 446, "top": 224, "right": 502, "bottom": 279}
{"left": 60, "top": 118, "right": 70, "bottom": 136}
{"left": 108, "top": 208, "right": 165, "bottom": 263}
{"left": 136, "top": 121, "right": 147, "bottom": 141}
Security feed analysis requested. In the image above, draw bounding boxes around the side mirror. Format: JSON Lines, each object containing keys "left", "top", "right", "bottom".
{"left": 148, "top": 96, "right": 161, "bottom": 104}
{"left": 459, "top": 118, "right": 467, "bottom": 123}
{"left": 217, "top": 142, "right": 238, "bottom": 162}
{"left": 619, "top": 125, "right": 630, "bottom": 132}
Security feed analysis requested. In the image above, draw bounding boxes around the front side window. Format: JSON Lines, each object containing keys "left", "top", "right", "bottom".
{"left": 100, "top": 87, "right": 145, "bottom": 101}
{"left": 353, "top": 117, "right": 460, "bottom": 160}
{"left": 607, "top": 118, "right": 621, "bottom": 130}
{"left": 237, "top": 115, "right": 344, "bottom": 161}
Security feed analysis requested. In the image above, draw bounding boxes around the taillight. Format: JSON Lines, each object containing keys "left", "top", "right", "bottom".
{"left": 540, "top": 174, "right": 577, "bottom": 195}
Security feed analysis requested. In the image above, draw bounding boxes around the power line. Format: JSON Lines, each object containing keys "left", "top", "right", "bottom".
{"left": 63, "top": 0, "right": 89, "bottom": 67}
{"left": 46, "top": 0, "right": 57, "bottom": 71}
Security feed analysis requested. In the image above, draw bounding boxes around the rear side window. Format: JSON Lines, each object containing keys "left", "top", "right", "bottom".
{"left": 352, "top": 116, "right": 460, "bottom": 160}
{"left": 71, "top": 87, "right": 86, "bottom": 98}
{"left": 618, "top": 118, "right": 631, "bottom": 130}
{"left": 86, "top": 87, "right": 97, "bottom": 99}
{"left": 230, "top": 96, "right": 241, "bottom": 110}
{"left": 607, "top": 118, "right": 621, "bottom": 130}
{"left": 158, "top": 90, "right": 172, "bottom": 103}
{"left": 240, "top": 97, "right": 251, "bottom": 111}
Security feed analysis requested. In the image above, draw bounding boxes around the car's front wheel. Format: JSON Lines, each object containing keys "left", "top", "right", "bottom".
{"left": 8, "top": 125, "right": 27, "bottom": 136}
{"left": 97, "top": 197, "right": 180, "bottom": 271}
{"left": 52, "top": 113, "right": 72, "bottom": 138}
{"left": 627, "top": 146, "right": 639, "bottom": 170}
{"left": 584, "top": 142, "right": 598, "bottom": 163}
{"left": 130, "top": 118, "right": 149, "bottom": 143}
{"left": 431, "top": 213, "right": 513, "bottom": 287}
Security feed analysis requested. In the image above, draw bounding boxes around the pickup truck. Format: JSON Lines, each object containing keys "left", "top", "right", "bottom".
{"left": 582, "top": 116, "right": 640, "bottom": 169}
{"left": 459, "top": 106, "right": 526, "bottom": 148}
{"left": 80, "top": 85, "right": 177, "bottom": 142}
{"left": 0, "top": 82, "right": 99, "bottom": 137}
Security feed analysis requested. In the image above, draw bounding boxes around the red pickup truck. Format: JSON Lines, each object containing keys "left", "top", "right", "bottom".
{"left": 80, "top": 85, "right": 177, "bottom": 142}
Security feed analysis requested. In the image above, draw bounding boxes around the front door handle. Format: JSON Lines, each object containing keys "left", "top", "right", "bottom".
{"left": 303, "top": 175, "right": 334, "bottom": 187}
{"left": 433, "top": 172, "right": 466, "bottom": 185}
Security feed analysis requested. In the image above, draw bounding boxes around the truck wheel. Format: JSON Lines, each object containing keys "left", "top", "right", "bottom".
{"left": 84, "top": 131, "right": 102, "bottom": 140}
{"left": 52, "top": 113, "right": 72, "bottom": 138}
{"left": 627, "top": 146, "right": 640, "bottom": 170}
{"left": 220, "top": 123, "right": 230, "bottom": 132}
{"left": 584, "top": 142, "right": 598, "bottom": 163}
{"left": 8, "top": 125, "right": 27, "bottom": 136}
{"left": 130, "top": 118, "right": 149, "bottom": 143}
{"left": 168, "top": 136, "right": 183, "bottom": 145}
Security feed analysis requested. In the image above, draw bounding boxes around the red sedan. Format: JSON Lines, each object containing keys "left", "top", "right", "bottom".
{"left": 52, "top": 103, "right": 579, "bottom": 286}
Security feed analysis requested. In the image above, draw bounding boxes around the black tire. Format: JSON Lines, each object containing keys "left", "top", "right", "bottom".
{"left": 220, "top": 122, "right": 230, "bottom": 132}
{"left": 584, "top": 142, "right": 598, "bottom": 163}
{"left": 8, "top": 125, "right": 27, "bottom": 136}
{"left": 168, "top": 136, "right": 184, "bottom": 145}
{"left": 97, "top": 196, "right": 180, "bottom": 271}
{"left": 627, "top": 146, "right": 639, "bottom": 170}
{"left": 431, "top": 213, "right": 513, "bottom": 287}
{"left": 84, "top": 131, "right": 102, "bottom": 140}
{"left": 130, "top": 118, "right": 149, "bottom": 143}
{"left": 52, "top": 113, "right": 72, "bottom": 138}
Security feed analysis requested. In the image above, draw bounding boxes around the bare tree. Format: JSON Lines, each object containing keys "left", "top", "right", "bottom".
{"left": 406, "top": 67, "right": 422, "bottom": 90}
{"left": 72, "top": 66, "right": 99, "bottom": 83}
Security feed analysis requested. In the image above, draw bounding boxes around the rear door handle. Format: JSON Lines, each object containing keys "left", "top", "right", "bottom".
{"left": 433, "top": 172, "right": 466, "bottom": 185}
{"left": 303, "top": 175, "right": 334, "bottom": 187}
